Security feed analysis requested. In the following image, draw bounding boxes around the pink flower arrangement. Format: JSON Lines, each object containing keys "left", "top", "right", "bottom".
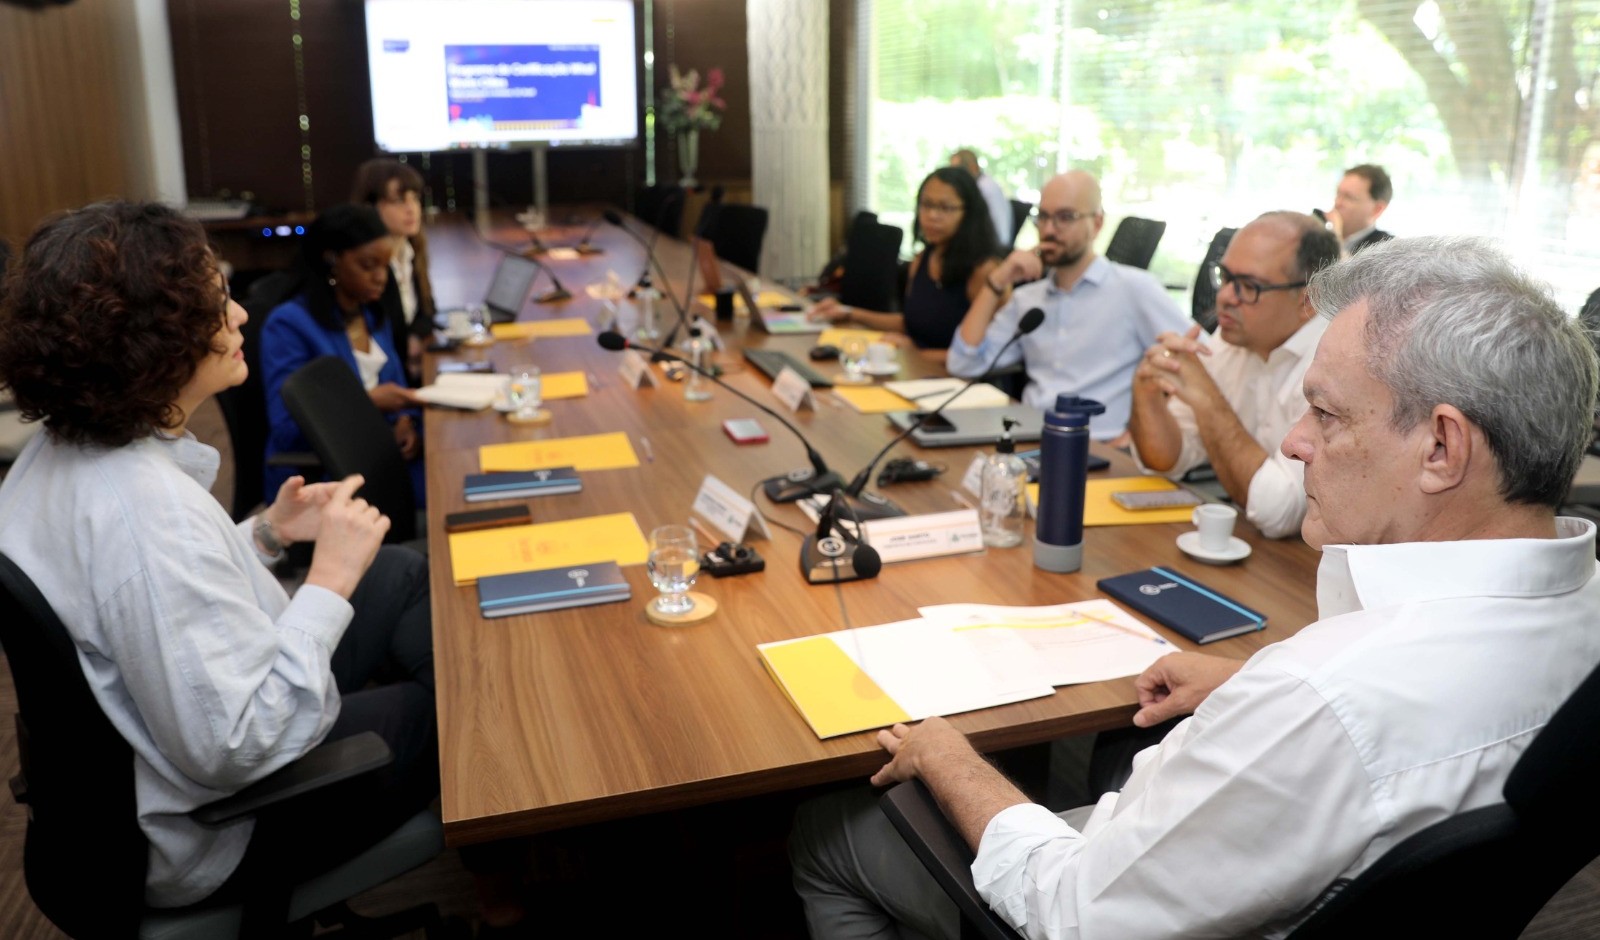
{"left": 659, "top": 65, "right": 726, "bottom": 135}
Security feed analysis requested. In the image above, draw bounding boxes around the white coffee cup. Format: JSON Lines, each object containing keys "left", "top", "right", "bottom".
{"left": 1191, "top": 504, "right": 1238, "bottom": 553}
{"left": 867, "top": 341, "right": 895, "bottom": 371}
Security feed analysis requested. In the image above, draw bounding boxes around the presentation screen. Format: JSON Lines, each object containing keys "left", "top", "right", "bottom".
{"left": 364, "top": 0, "right": 639, "bottom": 151}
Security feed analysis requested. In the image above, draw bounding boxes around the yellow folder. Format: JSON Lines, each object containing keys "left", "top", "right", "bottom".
{"left": 831, "top": 385, "right": 916, "bottom": 414}
{"left": 538, "top": 371, "right": 589, "bottom": 400}
{"left": 479, "top": 431, "right": 639, "bottom": 472}
{"left": 491, "top": 318, "right": 594, "bottom": 339}
{"left": 758, "top": 636, "right": 912, "bottom": 738}
{"left": 695, "top": 289, "right": 793, "bottom": 312}
{"left": 817, "top": 327, "right": 886, "bottom": 348}
{"left": 447, "top": 512, "right": 649, "bottom": 586}
{"left": 1026, "top": 476, "right": 1197, "bottom": 526}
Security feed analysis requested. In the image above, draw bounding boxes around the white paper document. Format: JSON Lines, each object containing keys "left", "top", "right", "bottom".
{"left": 919, "top": 600, "right": 1172, "bottom": 688}
{"left": 883, "top": 377, "right": 1012, "bottom": 411}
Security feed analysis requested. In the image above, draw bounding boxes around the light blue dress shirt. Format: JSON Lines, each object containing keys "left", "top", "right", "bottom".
{"left": 947, "top": 256, "right": 1191, "bottom": 439}
{"left": 0, "top": 431, "right": 353, "bottom": 906}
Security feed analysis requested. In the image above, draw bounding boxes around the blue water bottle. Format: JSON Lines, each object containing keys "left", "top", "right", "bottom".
{"left": 1033, "top": 394, "right": 1106, "bottom": 573}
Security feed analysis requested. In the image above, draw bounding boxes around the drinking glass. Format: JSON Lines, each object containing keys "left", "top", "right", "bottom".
{"left": 465, "top": 303, "right": 491, "bottom": 345}
{"left": 841, "top": 336, "right": 868, "bottom": 383}
{"left": 506, "top": 364, "right": 542, "bottom": 420}
{"left": 647, "top": 524, "right": 700, "bottom": 616}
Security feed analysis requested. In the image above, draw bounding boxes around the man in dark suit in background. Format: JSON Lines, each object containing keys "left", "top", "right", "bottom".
{"left": 1326, "top": 163, "right": 1394, "bottom": 256}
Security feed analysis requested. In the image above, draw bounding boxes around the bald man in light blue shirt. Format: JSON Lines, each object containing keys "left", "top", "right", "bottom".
{"left": 947, "top": 171, "right": 1189, "bottom": 440}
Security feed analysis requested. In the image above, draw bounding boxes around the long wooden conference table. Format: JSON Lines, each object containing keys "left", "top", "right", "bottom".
{"left": 420, "top": 212, "right": 1323, "bottom": 848}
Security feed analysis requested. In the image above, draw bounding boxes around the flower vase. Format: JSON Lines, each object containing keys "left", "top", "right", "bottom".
{"left": 677, "top": 130, "right": 700, "bottom": 188}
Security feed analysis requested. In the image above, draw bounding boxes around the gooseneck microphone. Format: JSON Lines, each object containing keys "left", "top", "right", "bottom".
{"left": 530, "top": 255, "right": 573, "bottom": 304}
{"left": 574, "top": 215, "right": 605, "bottom": 255}
{"left": 597, "top": 331, "right": 843, "bottom": 496}
{"left": 602, "top": 209, "right": 695, "bottom": 354}
{"left": 841, "top": 307, "right": 1047, "bottom": 513}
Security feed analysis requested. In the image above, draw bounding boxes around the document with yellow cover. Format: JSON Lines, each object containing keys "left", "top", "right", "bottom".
{"left": 1027, "top": 476, "right": 1196, "bottom": 526}
{"left": 757, "top": 619, "right": 1053, "bottom": 739}
{"left": 491, "top": 318, "right": 594, "bottom": 339}
{"left": 479, "top": 431, "right": 639, "bottom": 472}
{"left": 448, "top": 511, "right": 649, "bottom": 586}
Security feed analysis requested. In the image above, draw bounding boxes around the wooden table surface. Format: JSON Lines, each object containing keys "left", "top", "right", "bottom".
{"left": 420, "top": 213, "right": 1323, "bottom": 847}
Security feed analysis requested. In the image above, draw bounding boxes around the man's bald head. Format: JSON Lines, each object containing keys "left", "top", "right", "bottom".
{"left": 1040, "top": 171, "right": 1103, "bottom": 217}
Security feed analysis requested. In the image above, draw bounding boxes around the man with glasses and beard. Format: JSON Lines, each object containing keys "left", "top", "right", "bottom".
{"left": 946, "top": 170, "right": 1190, "bottom": 443}
{"left": 1128, "top": 212, "right": 1340, "bottom": 538}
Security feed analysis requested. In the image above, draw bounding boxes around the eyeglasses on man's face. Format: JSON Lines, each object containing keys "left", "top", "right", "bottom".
{"left": 1208, "top": 263, "right": 1307, "bottom": 305}
{"left": 918, "top": 200, "right": 965, "bottom": 217}
{"left": 1031, "top": 208, "right": 1098, "bottom": 228}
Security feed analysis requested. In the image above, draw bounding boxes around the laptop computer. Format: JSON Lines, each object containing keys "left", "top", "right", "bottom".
{"left": 434, "top": 251, "right": 542, "bottom": 328}
{"left": 733, "top": 274, "right": 825, "bottom": 335}
{"left": 885, "top": 404, "right": 1045, "bottom": 448}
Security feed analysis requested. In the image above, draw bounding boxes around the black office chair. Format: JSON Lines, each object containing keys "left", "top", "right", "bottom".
{"left": 1103, "top": 216, "right": 1167, "bottom": 270}
{"left": 0, "top": 550, "right": 446, "bottom": 940}
{"left": 837, "top": 218, "right": 905, "bottom": 313}
{"left": 880, "top": 653, "right": 1600, "bottom": 940}
{"left": 279, "top": 356, "right": 423, "bottom": 546}
{"left": 706, "top": 203, "right": 770, "bottom": 274}
{"left": 1007, "top": 200, "right": 1032, "bottom": 250}
{"left": 1189, "top": 226, "right": 1237, "bottom": 333}
{"left": 635, "top": 183, "right": 686, "bottom": 238}
{"left": 216, "top": 270, "right": 319, "bottom": 521}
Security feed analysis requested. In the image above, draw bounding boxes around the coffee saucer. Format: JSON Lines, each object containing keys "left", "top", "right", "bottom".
{"left": 1176, "top": 531, "right": 1252, "bottom": 565}
{"left": 861, "top": 362, "right": 899, "bottom": 376}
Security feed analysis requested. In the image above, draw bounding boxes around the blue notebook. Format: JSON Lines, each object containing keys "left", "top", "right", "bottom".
{"left": 464, "top": 467, "right": 581, "bottom": 502}
{"left": 1097, "top": 566, "right": 1266, "bottom": 644}
{"left": 477, "top": 561, "right": 631, "bottom": 618}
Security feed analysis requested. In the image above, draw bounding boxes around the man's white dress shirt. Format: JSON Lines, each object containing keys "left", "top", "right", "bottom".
{"left": 977, "top": 174, "right": 1012, "bottom": 246}
{"left": 1132, "top": 316, "right": 1326, "bottom": 538}
{"left": 972, "top": 518, "right": 1600, "bottom": 940}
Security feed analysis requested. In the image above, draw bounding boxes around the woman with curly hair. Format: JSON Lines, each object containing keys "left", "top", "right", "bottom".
{"left": 352, "top": 158, "right": 436, "bottom": 383}
{"left": 259, "top": 203, "right": 425, "bottom": 506}
{"left": 0, "top": 201, "right": 439, "bottom": 910}
{"left": 809, "top": 166, "right": 1002, "bottom": 352}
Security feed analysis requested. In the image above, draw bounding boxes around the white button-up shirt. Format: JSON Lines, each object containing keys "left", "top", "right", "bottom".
{"left": 971, "top": 517, "right": 1600, "bottom": 939}
{"left": 391, "top": 237, "right": 418, "bottom": 325}
{"left": 1133, "top": 316, "right": 1326, "bottom": 538}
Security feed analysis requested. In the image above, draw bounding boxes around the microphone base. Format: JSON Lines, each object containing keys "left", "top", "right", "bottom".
{"left": 846, "top": 491, "right": 906, "bottom": 521}
{"left": 763, "top": 469, "right": 844, "bottom": 503}
{"left": 534, "top": 287, "right": 573, "bottom": 304}
{"left": 575, "top": 243, "right": 604, "bottom": 256}
{"left": 800, "top": 535, "right": 880, "bottom": 584}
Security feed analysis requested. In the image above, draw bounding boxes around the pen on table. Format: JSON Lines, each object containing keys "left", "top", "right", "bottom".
{"left": 586, "top": 370, "right": 602, "bottom": 389}
{"left": 949, "top": 488, "right": 976, "bottom": 510}
{"left": 638, "top": 435, "right": 654, "bottom": 462}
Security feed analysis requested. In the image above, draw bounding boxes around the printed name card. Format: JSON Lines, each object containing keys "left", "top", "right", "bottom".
{"left": 618, "top": 349, "right": 659, "bottom": 389}
{"left": 861, "top": 510, "right": 985, "bottom": 564}
{"left": 770, "top": 366, "right": 816, "bottom": 413}
{"left": 690, "top": 474, "right": 771, "bottom": 544}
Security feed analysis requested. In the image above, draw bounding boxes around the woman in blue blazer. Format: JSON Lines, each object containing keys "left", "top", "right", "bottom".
{"left": 260, "top": 204, "right": 425, "bottom": 505}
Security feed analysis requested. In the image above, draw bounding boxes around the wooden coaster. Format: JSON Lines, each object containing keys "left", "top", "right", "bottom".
{"left": 645, "top": 591, "right": 718, "bottom": 626}
{"left": 505, "top": 408, "right": 553, "bottom": 425}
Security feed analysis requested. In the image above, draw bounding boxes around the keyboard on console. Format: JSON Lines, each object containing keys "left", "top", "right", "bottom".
{"left": 742, "top": 348, "right": 834, "bottom": 389}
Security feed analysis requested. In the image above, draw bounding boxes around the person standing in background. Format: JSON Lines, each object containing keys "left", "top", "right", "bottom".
{"left": 951, "top": 148, "right": 1013, "bottom": 247}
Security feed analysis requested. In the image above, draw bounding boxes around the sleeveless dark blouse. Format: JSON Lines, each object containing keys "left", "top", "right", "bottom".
{"left": 902, "top": 252, "right": 971, "bottom": 349}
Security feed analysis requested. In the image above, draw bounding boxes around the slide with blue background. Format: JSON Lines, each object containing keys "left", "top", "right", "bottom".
{"left": 445, "top": 44, "right": 602, "bottom": 129}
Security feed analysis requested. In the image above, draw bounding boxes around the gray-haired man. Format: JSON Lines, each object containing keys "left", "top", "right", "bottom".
{"left": 790, "top": 237, "right": 1600, "bottom": 940}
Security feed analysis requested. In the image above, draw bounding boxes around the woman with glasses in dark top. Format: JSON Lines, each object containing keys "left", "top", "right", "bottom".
{"left": 810, "top": 166, "right": 1001, "bottom": 353}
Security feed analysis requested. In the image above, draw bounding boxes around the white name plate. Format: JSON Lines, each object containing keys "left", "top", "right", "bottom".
{"left": 690, "top": 473, "right": 770, "bottom": 544}
{"left": 770, "top": 366, "right": 816, "bottom": 413}
{"left": 618, "top": 349, "right": 659, "bottom": 389}
{"left": 862, "top": 509, "right": 985, "bottom": 564}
